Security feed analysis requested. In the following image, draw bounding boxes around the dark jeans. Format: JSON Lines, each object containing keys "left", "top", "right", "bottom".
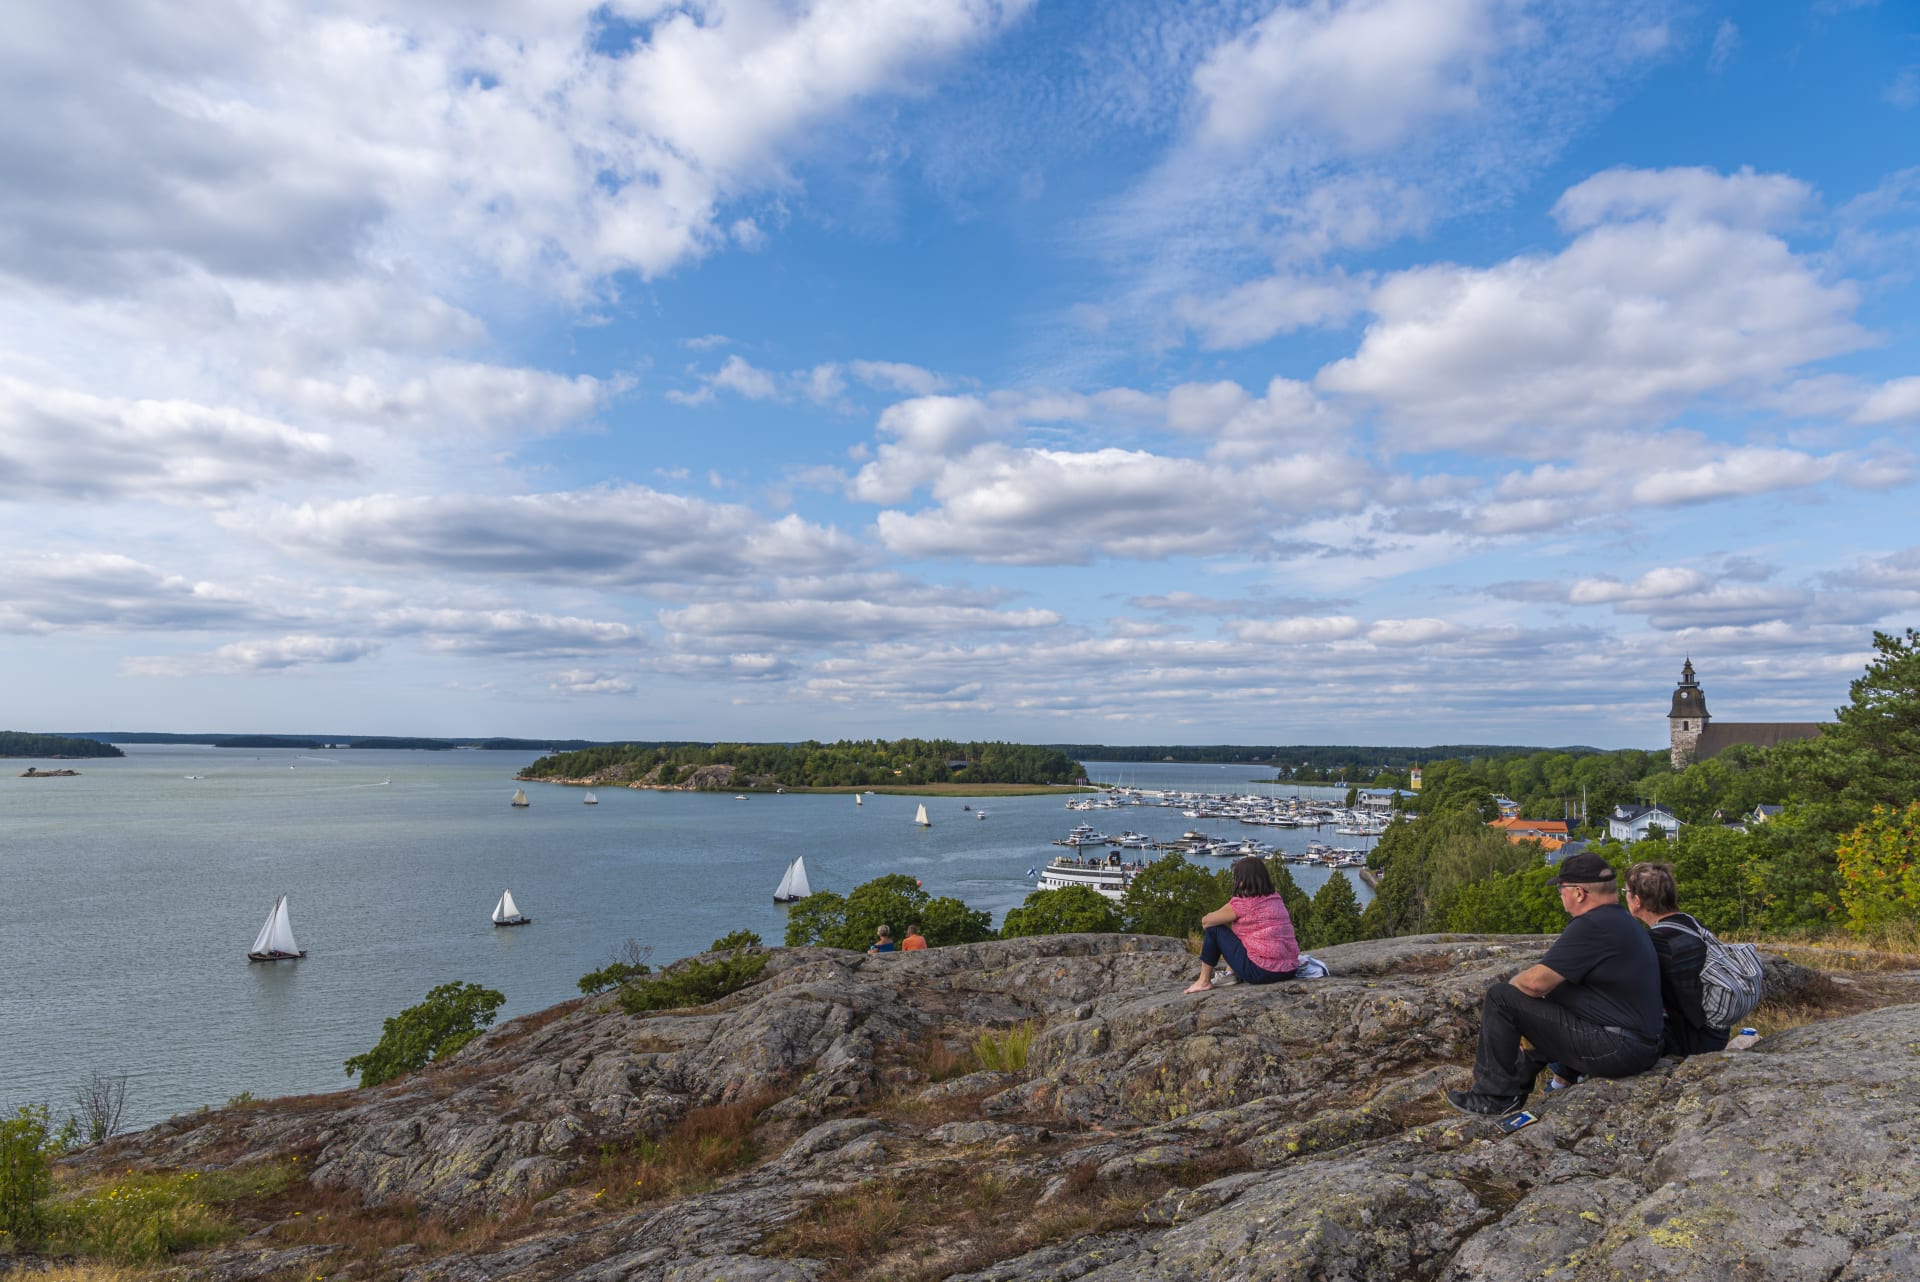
{"left": 1201, "top": 925, "right": 1297, "bottom": 985}
{"left": 1471, "top": 981, "right": 1661, "bottom": 1097}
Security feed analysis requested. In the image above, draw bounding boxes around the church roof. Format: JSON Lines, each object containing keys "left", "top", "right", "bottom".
{"left": 1692, "top": 722, "right": 1823, "bottom": 760}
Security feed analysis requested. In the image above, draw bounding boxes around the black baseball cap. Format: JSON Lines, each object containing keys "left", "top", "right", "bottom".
{"left": 1547, "top": 851, "right": 1618, "bottom": 886}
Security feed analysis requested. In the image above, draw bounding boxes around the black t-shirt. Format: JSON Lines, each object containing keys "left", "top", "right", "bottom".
{"left": 1540, "top": 902, "right": 1663, "bottom": 1040}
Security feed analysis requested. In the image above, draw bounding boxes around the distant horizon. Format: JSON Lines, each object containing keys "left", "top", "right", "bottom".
{"left": 2, "top": 3, "right": 1911, "bottom": 743}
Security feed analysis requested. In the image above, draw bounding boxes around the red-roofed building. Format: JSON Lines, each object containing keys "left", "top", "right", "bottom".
{"left": 1489, "top": 817, "right": 1570, "bottom": 851}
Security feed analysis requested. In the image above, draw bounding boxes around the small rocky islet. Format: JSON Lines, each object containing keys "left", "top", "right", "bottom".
{"left": 45, "top": 934, "right": 1920, "bottom": 1281}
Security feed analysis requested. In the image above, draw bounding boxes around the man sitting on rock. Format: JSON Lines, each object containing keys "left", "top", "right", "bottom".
{"left": 1447, "top": 851, "right": 1663, "bottom": 1117}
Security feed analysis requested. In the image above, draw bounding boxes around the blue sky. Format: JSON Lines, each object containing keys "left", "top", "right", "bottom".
{"left": 2, "top": 0, "right": 1916, "bottom": 746}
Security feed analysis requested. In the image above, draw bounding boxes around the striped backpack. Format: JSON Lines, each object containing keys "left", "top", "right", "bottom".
{"left": 1653, "top": 915, "right": 1765, "bottom": 1030}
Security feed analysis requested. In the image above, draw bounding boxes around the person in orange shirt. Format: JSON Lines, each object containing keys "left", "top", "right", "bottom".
{"left": 900, "top": 924, "right": 928, "bottom": 951}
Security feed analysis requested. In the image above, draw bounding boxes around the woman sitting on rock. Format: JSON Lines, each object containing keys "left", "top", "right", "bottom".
{"left": 1185, "top": 856, "right": 1299, "bottom": 993}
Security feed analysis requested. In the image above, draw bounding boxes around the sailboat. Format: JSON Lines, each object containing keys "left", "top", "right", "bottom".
{"left": 583, "top": 792, "right": 598, "bottom": 805}
{"left": 855, "top": 794, "right": 863, "bottom": 806}
{"left": 511, "top": 788, "right": 530, "bottom": 807}
{"left": 915, "top": 803, "right": 931, "bottom": 828}
{"left": 247, "top": 895, "right": 305, "bottom": 961}
{"left": 492, "top": 889, "right": 531, "bottom": 926}
{"left": 773, "top": 856, "right": 812, "bottom": 903}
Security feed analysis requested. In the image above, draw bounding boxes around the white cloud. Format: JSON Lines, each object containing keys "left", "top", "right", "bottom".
{"left": 375, "top": 607, "right": 642, "bottom": 657}
{"left": 1707, "top": 20, "right": 1740, "bottom": 74}
{"left": 126, "top": 633, "right": 380, "bottom": 676}
{"left": 662, "top": 597, "right": 1058, "bottom": 647}
{"left": 849, "top": 395, "right": 1005, "bottom": 502}
{"left": 1319, "top": 167, "right": 1867, "bottom": 451}
{"left": 0, "top": 375, "right": 356, "bottom": 505}
{"left": 1630, "top": 448, "right": 1835, "bottom": 506}
{"left": 1854, "top": 376, "right": 1920, "bottom": 424}
{"left": 270, "top": 361, "right": 614, "bottom": 435}
{"left": 1175, "top": 269, "right": 1368, "bottom": 349}
{"left": 1568, "top": 567, "right": 1709, "bottom": 605}
{"left": 548, "top": 669, "right": 637, "bottom": 696}
{"left": 848, "top": 360, "right": 950, "bottom": 395}
{"left": 1366, "top": 616, "right": 1458, "bottom": 646}
{"left": 0, "top": 553, "right": 266, "bottom": 633}
{"left": 1231, "top": 615, "right": 1363, "bottom": 643}
{"left": 1163, "top": 377, "right": 1347, "bottom": 459}
{"left": 239, "top": 486, "right": 863, "bottom": 584}
{"left": 1192, "top": 0, "right": 1521, "bottom": 154}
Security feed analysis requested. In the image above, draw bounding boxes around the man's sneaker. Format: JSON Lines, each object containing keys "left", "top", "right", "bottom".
{"left": 1445, "top": 1088, "right": 1528, "bottom": 1117}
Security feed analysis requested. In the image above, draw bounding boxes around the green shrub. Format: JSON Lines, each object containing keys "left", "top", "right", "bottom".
{"left": 618, "top": 952, "right": 770, "bottom": 1013}
{"left": 344, "top": 981, "right": 505, "bottom": 1088}
{"left": 709, "top": 929, "right": 763, "bottom": 952}
{"left": 1000, "top": 885, "right": 1122, "bottom": 937}
{"left": 0, "top": 1105, "right": 54, "bottom": 1244}
{"left": 579, "top": 959, "right": 654, "bottom": 994}
{"left": 42, "top": 1164, "right": 292, "bottom": 1264}
{"left": 1303, "top": 872, "right": 1364, "bottom": 949}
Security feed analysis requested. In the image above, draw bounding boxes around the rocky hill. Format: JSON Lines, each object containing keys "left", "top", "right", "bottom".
{"left": 40, "top": 933, "right": 1920, "bottom": 1281}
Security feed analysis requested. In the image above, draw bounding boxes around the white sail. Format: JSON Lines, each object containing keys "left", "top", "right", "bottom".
{"left": 511, "top": 788, "right": 529, "bottom": 807}
{"left": 252, "top": 895, "right": 301, "bottom": 956}
{"left": 788, "top": 856, "right": 810, "bottom": 899}
{"left": 249, "top": 897, "right": 279, "bottom": 956}
{"left": 774, "top": 859, "right": 796, "bottom": 900}
{"left": 915, "top": 803, "right": 930, "bottom": 827}
{"left": 855, "top": 794, "right": 863, "bottom": 806}
{"left": 493, "top": 890, "right": 522, "bottom": 923}
{"left": 584, "top": 792, "right": 597, "bottom": 805}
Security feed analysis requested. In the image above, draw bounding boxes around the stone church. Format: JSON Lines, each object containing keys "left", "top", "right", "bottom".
{"left": 1668, "top": 658, "right": 1823, "bottom": 769}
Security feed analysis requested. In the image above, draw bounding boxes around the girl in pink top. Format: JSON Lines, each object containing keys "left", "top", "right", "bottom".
{"left": 1185, "top": 857, "right": 1301, "bottom": 993}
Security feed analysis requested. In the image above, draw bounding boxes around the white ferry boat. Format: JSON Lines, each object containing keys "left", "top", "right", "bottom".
{"left": 1035, "top": 852, "right": 1148, "bottom": 901}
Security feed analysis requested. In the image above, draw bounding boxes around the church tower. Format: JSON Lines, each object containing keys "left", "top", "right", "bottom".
{"left": 1669, "top": 658, "right": 1709, "bottom": 769}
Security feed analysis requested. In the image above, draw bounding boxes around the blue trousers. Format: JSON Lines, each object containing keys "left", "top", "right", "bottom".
{"left": 1201, "top": 924, "right": 1297, "bottom": 985}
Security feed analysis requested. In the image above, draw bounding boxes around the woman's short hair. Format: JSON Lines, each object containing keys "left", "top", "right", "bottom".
{"left": 876, "top": 924, "right": 891, "bottom": 939}
{"left": 1625, "top": 862, "right": 1679, "bottom": 915}
{"left": 1231, "top": 856, "right": 1275, "bottom": 898}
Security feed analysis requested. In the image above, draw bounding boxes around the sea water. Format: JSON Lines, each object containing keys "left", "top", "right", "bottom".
{"left": 1, "top": 746, "right": 1367, "bottom": 1127}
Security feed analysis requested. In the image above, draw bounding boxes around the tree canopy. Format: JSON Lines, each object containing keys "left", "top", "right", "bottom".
{"left": 344, "top": 981, "right": 504, "bottom": 1088}
{"left": 525, "top": 738, "right": 1081, "bottom": 788}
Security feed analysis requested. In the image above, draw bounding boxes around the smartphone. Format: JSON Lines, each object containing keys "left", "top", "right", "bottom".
{"left": 1497, "top": 1111, "right": 1539, "bottom": 1133}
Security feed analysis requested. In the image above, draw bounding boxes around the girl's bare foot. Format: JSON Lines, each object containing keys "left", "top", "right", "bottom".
{"left": 1184, "top": 980, "right": 1213, "bottom": 994}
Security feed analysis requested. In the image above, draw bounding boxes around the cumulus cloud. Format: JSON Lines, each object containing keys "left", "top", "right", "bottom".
{"left": 662, "top": 597, "right": 1057, "bottom": 647}
{"left": 1192, "top": 0, "right": 1522, "bottom": 154}
{"left": 548, "top": 669, "right": 637, "bottom": 696}
{"left": 374, "top": 607, "right": 643, "bottom": 657}
{"left": 126, "top": 633, "right": 380, "bottom": 677}
{"left": 1175, "top": 269, "right": 1368, "bottom": 349}
{"left": 271, "top": 362, "right": 615, "bottom": 435}
{"left": 0, "top": 0, "right": 1034, "bottom": 295}
{"left": 1854, "top": 376, "right": 1920, "bottom": 424}
{"left": 873, "top": 445, "right": 1373, "bottom": 564}
{"left": 1318, "top": 167, "right": 1867, "bottom": 452}
{"left": 0, "top": 554, "right": 266, "bottom": 633}
{"left": 1163, "top": 377, "right": 1347, "bottom": 459}
{"left": 0, "top": 376, "right": 355, "bottom": 505}
{"left": 238, "top": 486, "right": 863, "bottom": 584}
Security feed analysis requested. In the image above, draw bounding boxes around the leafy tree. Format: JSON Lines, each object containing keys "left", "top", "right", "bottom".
{"left": 344, "top": 981, "right": 505, "bottom": 1088}
{"left": 1441, "top": 857, "right": 1567, "bottom": 934}
{"left": 1665, "top": 823, "right": 1767, "bottom": 934}
{"left": 1001, "top": 885, "right": 1122, "bottom": 937}
{"left": 783, "top": 876, "right": 992, "bottom": 949}
{"left": 710, "top": 929, "right": 763, "bottom": 951}
{"left": 0, "top": 1105, "right": 53, "bottom": 1243}
{"left": 1835, "top": 802, "right": 1920, "bottom": 935}
{"left": 1264, "top": 858, "right": 1312, "bottom": 947}
{"left": 1120, "top": 853, "right": 1220, "bottom": 938}
{"left": 1304, "top": 873, "right": 1364, "bottom": 949}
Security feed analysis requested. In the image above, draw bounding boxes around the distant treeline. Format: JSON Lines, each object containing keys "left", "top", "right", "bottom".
{"left": 1059, "top": 743, "right": 1599, "bottom": 777}
{"left": 59, "top": 733, "right": 641, "bottom": 751}
{"left": 524, "top": 738, "right": 1082, "bottom": 788}
{"left": 0, "top": 731, "right": 124, "bottom": 759}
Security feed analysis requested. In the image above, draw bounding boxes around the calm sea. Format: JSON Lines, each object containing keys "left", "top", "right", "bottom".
{"left": 1, "top": 747, "right": 1366, "bottom": 1128}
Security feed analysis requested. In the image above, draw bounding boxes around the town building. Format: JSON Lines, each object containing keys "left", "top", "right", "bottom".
{"left": 1608, "top": 803, "right": 1683, "bottom": 843}
{"left": 1668, "top": 659, "right": 1822, "bottom": 769}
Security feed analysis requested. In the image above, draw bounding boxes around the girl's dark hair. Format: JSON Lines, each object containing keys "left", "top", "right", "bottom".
{"left": 1231, "top": 856, "right": 1275, "bottom": 898}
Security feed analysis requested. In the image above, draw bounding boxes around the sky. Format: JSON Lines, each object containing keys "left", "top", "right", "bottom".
{"left": 2, "top": 0, "right": 1917, "bottom": 747}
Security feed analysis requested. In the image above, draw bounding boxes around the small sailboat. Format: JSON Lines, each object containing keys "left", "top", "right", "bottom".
{"left": 247, "top": 895, "right": 305, "bottom": 961}
{"left": 492, "top": 889, "right": 531, "bottom": 926}
{"left": 773, "top": 856, "right": 812, "bottom": 903}
{"left": 584, "top": 792, "right": 598, "bottom": 805}
{"left": 977, "top": 810, "right": 987, "bottom": 820}
{"left": 915, "top": 803, "right": 931, "bottom": 828}
{"left": 855, "top": 794, "right": 863, "bottom": 806}
{"left": 511, "top": 788, "right": 530, "bottom": 807}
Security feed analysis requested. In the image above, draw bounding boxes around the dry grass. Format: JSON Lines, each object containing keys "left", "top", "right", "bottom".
{"left": 588, "top": 1093, "right": 774, "bottom": 1208}
{"left": 7, "top": 1265, "right": 162, "bottom": 1282}
{"left": 764, "top": 1142, "right": 1249, "bottom": 1282}
{"left": 905, "top": 1030, "right": 979, "bottom": 1083}
{"left": 1745, "top": 971, "right": 1895, "bottom": 1035}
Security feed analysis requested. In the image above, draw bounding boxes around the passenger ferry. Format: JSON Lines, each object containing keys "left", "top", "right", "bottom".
{"left": 1035, "top": 850, "right": 1149, "bottom": 901}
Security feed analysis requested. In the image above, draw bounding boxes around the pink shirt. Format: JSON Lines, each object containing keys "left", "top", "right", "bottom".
{"left": 1229, "top": 895, "right": 1299, "bottom": 974}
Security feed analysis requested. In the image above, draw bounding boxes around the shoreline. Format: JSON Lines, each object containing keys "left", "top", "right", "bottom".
{"left": 517, "top": 776, "right": 1096, "bottom": 797}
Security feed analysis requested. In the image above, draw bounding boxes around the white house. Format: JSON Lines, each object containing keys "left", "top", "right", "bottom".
{"left": 1608, "top": 803, "right": 1682, "bottom": 844}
